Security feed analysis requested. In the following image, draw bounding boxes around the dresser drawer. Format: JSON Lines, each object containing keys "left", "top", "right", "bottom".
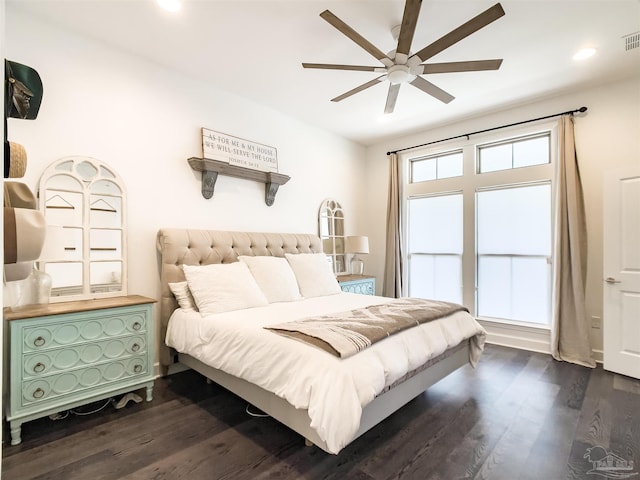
{"left": 22, "top": 335, "right": 147, "bottom": 379}
{"left": 20, "top": 355, "right": 149, "bottom": 408}
{"left": 338, "top": 276, "right": 375, "bottom": 295}
{"left": 20, "top": 309, "right": 148, "bottom": 353}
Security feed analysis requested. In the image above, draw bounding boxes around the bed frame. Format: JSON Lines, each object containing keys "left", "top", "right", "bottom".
{"left": 156, "top": 228, "right": 471, "bottom": 453}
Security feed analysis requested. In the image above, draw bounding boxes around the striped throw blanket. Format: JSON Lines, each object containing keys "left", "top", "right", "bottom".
{"left": 265, "top": 298, "right": 468, "bottom": 358}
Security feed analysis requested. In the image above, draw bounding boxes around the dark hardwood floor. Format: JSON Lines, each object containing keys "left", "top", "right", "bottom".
{"left": 3, "top": 344, "right": 639, "bottom": 480}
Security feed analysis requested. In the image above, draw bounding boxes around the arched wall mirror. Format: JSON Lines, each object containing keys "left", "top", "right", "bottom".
{"left": 38, "top": 156, "right": 127, "bottom": 301}
{"left": 318, "top": 198, "right": 346, "bottom": 274}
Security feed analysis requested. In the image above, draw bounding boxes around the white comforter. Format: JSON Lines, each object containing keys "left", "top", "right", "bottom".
{"left": 166, "top": 293, "right": 486, "bottom": 454}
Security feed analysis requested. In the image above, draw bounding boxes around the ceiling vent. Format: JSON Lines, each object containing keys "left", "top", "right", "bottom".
{"left": 623, "top": 31, "right": 640, "bottom": 51}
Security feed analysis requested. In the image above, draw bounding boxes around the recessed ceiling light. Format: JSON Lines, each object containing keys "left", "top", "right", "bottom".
{"left": 573, "top": 47, "right": 597, "bottom": 61}
{"left": 157, "top": 0, "right": 181, "bottom": 13}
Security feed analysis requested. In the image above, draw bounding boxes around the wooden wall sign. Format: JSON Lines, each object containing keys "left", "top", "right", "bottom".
{"left": 202, "top": 128, "right": 278, "bottom": 173}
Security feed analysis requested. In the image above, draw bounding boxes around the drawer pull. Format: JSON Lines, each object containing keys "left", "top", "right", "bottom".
{"left": 133, "top": 364, "right": 142, "bottom": 373}
{"left": 33, "top": 336, "right": 46, "bottom": 347}
{"left": 33, "top": 388, "right": 45, "bottom": 399}
{"left": 132, "top": 322, "right": 142, "bottom": 331}
{"left": 33, "top": 362, "right": 46, "bottom": 373}
{"left": 132, "top": 343, "right": 140, "bottom": 352}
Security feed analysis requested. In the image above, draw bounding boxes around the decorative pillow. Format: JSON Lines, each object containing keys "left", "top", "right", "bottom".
{"left": 168, "top": 281, "right": 198, "bottom": 311}
{"left": 285, "top": 253, "right": 342, "bottom": 298}
{"left": 238, "top": 255, "right": 302, "bottom": 303}
{"left": 183, "top": 262, "right": 269, "bottom": 315}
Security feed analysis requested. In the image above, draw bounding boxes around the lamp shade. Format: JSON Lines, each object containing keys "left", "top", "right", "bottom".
{"left": 345, "top": 236, "right": 369, "bottom": 255}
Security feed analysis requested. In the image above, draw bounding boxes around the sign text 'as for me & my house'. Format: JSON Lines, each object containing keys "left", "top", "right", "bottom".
{"left": 202, "top": 128, "right": 278, "bottom": 173}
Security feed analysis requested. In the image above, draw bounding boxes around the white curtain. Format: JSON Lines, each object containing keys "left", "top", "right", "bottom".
{"left": 383, "top": 152, "right": 403, "bottom": 298}
{"left": 551, "top": 115, "right": 595, "bottom": 368}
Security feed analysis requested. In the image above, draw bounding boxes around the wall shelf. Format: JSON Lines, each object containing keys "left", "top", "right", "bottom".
{"left": 188, "top": 157, "right": 290, "bottom": 206}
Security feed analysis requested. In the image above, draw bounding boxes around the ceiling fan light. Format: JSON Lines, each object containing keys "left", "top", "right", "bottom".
{"left": 387, "top": 65, "right": 410, "bottom": 84}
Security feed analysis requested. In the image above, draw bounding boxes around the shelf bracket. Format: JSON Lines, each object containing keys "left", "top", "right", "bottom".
{"left": 188, "top": 157, "right": 290, "bottom": 206}
{"left": 201, "top": 170, "right": 218, "bottom": 200}
{"left": 265, "top": 173, "right": 281, "bottom": 206}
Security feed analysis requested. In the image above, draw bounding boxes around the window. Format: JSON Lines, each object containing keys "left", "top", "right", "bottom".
{"left": 476, "top": 183, "right": 552, "bottom": 324}
{"left": 410, "top": 150, "right": 463, "bottom": 182}
{"left": 404, "top": 126, "right": 555, "bottom": 326}
{"left": 478, "top": 133, "right": 550, "bottom": 173}
{"left": 407, "top": 193, "right": 463, "bottom": 304}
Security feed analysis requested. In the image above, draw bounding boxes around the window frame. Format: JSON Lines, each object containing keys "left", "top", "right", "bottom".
{"left": 401, "top": 121, "right": 557, "bottom": 327}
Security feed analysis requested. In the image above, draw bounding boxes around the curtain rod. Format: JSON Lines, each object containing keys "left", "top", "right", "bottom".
{"left": 386, "top": 106, "right": 588, "bottom": 156}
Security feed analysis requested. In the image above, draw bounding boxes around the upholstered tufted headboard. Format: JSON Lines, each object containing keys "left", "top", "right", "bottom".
{"left": 156, "top": 228, "right": 323, "bottom": 367}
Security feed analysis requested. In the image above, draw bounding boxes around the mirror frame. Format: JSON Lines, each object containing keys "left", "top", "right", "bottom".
{"left": 318, "top": 198, "right": 346, "bottom": 274}
{"left": 38, "top": 156, "right": 128, "bottom": 301}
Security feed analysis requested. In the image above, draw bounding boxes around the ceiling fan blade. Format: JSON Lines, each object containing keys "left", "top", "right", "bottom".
{"left": 396, "top": 0, "right": 422, "bottom": 59}
{"left": 410, "top": 3, "right": 505, "bottom": 62}
{"left": 331, "top": 76, "right": 385, "bottom": 102}
{"left": 410, "top": 76, "right": 455, "bottom": 104}
{"left": 421, "top": 59, "right": 503, "bottom": 74}
{"left": 320, "top": 10, "right": 393, "bottom": 66}
{"left": 384, "top": 83, "right": 401, "bottom": 114}
{"left": 302, "top": 63, "right": 380, "bottom": 72}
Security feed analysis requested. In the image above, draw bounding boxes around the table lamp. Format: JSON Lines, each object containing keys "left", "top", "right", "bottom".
{"left": 345, "top": 236, "right": 369, "bottom": 275}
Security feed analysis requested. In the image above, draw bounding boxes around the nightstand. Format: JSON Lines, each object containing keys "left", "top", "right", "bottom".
{"left": 338, "top": 275, "right": 375, "bottom": 295}
{"left": 3, "top": 295, "right": 156, "bottom": 445}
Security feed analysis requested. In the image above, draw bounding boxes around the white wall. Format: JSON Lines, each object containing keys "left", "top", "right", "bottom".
{"left": 364, "top": 76, "right": 640, "bottom": 356}
{"left": 4, "top": 7, "right": 367, "bottom": 365}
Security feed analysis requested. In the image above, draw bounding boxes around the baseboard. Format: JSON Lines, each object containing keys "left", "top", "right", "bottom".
{"left": 479, "top": 320, "right": 605, "bottom": 365}
{"left": 478, "top": 319, "right": 551, "bottom": 355}
{"left": 592, "top": 349, "right": 603, "bottom": 364}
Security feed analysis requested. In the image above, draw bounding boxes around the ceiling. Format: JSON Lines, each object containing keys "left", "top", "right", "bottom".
{"left": 8, "top": 0, "right": 640, "bottom": 146}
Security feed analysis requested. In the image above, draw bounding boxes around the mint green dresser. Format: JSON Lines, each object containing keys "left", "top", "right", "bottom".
{"left": 338, "top": 275, "right": 375, "bottom": 295}
{"left": 4, "top": 295, "right": 155, "bottom": 445}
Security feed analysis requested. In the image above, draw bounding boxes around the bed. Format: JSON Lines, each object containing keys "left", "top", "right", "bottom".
{"left": 156, "top": 228, "right": 486, "bottom": 454}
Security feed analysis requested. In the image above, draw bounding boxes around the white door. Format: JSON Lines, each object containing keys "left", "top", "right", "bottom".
{"left": 603, "top": 167, "right": 640, "bottom": 378}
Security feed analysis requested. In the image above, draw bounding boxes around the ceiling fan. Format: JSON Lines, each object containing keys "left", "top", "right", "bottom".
{"left": 302, "top": 0, "right": 505, "bottom": 114}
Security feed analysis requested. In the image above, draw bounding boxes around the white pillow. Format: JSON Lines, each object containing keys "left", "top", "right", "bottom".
{"left": 183, "top": 262, "right": 269, "bottom": 315}
{"left": 238, "top": 256, "right": 302, "bottom": 303}
{"left": 285, "top": 253, "right": 342, "bottom": 298}
{"left": 168, "top": 281, "right": 198, "bottom": 311}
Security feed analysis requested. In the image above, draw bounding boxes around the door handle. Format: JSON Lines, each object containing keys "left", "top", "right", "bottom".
{"left": 605, "top": 277, "right": 621, "bottom": 284}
